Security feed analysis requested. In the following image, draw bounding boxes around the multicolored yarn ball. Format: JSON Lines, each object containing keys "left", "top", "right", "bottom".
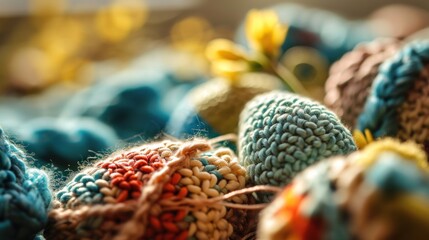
{"left": 258, "top": 139, "right": 429, "bottom": 240}
{"left": 166, "top": 73, "right": 282, "bottom": 139}
{"left": 61, "top": 70, "right": 171, "bottom": 142}
{"left": 10, "top": 117, "right": 118, "bottom": 182}
{"left": 357, "top": 40, "right": 429, "bottom": 148}
{"left": 45, "top": 138, "right": 249, "bottom": 240}
{"left": 324, "top": 38, "right": 401, "bottom": 127}
{"left": 239, "top": 91, "right": 356, "bottom": 202}
{"left": 0, "top": 128, "right": 52, "bottom": 239}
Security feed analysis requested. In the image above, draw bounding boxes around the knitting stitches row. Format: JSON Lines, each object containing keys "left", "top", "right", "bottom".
{"left": 357, "top": 40, "right": 429, "bottom": 137}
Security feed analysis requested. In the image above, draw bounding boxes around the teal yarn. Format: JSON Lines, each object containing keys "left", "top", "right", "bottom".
{"left": 357, "top": 40, "right": 429, "bottom": 138}
{"left": 239, "top": 91, "right": 356, "bottom": 201}
{"left": 0, "top": 128, "right": 52, "bottom": 240}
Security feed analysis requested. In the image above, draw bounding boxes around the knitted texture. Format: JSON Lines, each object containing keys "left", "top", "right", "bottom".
{"left": 45, "top": 139, "right": 248, "bottom": 240}
{"left": 324, "top": 38, "right": 401, "bottom": 127}
{"left": 239, "top": 91, "right": 356, "bottom": 202}
{"left": 166, "top": 73, "right": 282, "bottom": 139}
{"left": 258, "top": 139, "right": 429, "bottom": 240}
{"left": 10, "top": 117, "right": 118, "bottom": 186}
{"left": 0, "top": 128, "right": 52, "bottom": 240}
{"left": 357, "top": 40, "right": 429, "bottom": 142}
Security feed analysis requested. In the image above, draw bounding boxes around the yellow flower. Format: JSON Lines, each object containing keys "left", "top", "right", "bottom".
{"left": 245, "top": 9, "right": 288, "bottom": 58}
{"left": 210, "top": 60, "right": 249, "bottom": 80}
{"left": 205, "top": 39, "right": 251, "bottom": 80}
{"left": 353, "top": 129, "right": 374, "bottom": 149}
{"left": 206, "top": 39, "right": 250, "bottom": 62}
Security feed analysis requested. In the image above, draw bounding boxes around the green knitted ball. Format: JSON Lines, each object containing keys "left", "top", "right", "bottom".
{"left": 239, "top": 91, "right": 356, "bottom": 201}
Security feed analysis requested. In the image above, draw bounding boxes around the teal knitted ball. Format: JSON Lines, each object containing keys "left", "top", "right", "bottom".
{"left": 0, "top": 128, "right": 52, "bottom": 239}
{"left": 239, "top": 91, "right": 356, "bottom": 201}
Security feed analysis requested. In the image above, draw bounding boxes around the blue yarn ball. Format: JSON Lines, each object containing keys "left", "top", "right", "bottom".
{"left": 239, "top": 91, "right": 356, "bottom": 202}
{"left": 61, "top": 70, "right": 175, "bottom": 141}
{"left": 9, "top": 118, "right": 118, "bottom": 179}
{"left": 0, "top": 128, "right": 52, "bottom": 239}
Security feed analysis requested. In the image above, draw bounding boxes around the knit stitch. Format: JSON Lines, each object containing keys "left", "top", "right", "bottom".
{"left": 357, "top": 40, "right": 429, "bottom": 140}
{"left": 45, "top": 139, "right": 248, "bottom": 240}
{"left": 258, "top": 139, "right": 429, "bottom": 240}
{"left": 0, "top": 128, "right": 52, "bottom": 240}
{"left": 239, "top": 91, "right": 356, "bottom": 202}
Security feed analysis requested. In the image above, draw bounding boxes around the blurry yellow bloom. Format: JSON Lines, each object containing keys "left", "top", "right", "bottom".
{"left": 171, "top": 16, "right": 214, "bottom": 54}
{"left": 353, "top": 129, "right": 374, "bottom": 149}
{"left": 355, "top": 138, "right": 428, "bottom": 171}
{"left": 95, "top": 0, "right": 147, "bottom": 43}
{"left": 211, "top": 60, "right": 249, "bottom": 80}
{"left": 206, "top": 39, "right": 250, "bottom": 62}
{"left": 245, "top": 9, "right": 288, "bottom": 58}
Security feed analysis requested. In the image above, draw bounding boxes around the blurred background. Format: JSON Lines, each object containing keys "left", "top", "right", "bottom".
{"left": 1, "top": 0, "right": 429, "bottom": 184}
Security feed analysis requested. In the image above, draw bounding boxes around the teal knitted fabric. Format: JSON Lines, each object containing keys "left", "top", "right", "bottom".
{"left": 357, "top": 40, "right": 429, "bottom": 138}
{"left": 239, "top": 91, "right": 356, "bottom": 202}
{"left": 0, "top": 128, "right": 52, "bottom": 240}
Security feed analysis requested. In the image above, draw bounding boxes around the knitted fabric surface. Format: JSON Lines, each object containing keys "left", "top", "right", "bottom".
{"left": 61, "top": 70, "right": 171, "bottom": 142}
{"left": 9, "top": 117, "right": 118, "bottom": 186}
{"left": 239, "top": 91, "right": 356, "bottom": 202}
{"left": 324, "top": 38, "right": 401, "bottom": 127}
{"left": 45, "top": 139, "right": 248, "bottom": 240}
{"left": 0, "top": 128, "right": 52, "bottom": 240}
{"left": 357, "top": 40, "right": 429, "bottom": 146}
{"left": 235, "top": 3, "right": 375, "bottom": 64}
{"left": 166, "top": 73, "right": 282, "bottom": 139}
{"left": 258, "top": 139, "right": 429, "bottom": 240}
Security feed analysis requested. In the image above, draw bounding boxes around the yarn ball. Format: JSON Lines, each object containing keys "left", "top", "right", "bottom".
{"left": 258, "top": 139, "right": 429, "bottom": 240}
{"left": 61, "top": 70, "right": 173, "bottom": 142}
{"left": 10, "top": 117, "right": 118, "bottom": 176}
{"left": 166, "top": 73, "right": 283, "bottom": 139}
{"left": 357, "top": 40, "right": 429, "bottom": 148}
{"left": 239, "top": 91, "right": 356, "bottom": 202}
{"left": 324, "top": 38, "right": 401, "bottom": 127}
{"left": 45, "top": 139, "right": 248, "bottom": 240}
{"left": 0, "top": 128, "right": 52, "bottom": 239}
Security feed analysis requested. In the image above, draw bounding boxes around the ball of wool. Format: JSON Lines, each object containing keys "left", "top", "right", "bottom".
{"left": 257, "top": 139, "right": 429, "bottom": 240}
{"left": 324, "top": 38, "right": 401, "bottom": 127}
{"left": 45, "top": 139, "right": 248, "bottom": 240}
{"left": 235, "top": 3, "right": 376, "bottom": 64}
{"left": 9, "top": 117, "right": 118, "bottom": 185}
{"left": 357, "top": 40, "right": 429, "bottom": 148}
{"left": 0, "top": 128, "right": 52, "bottom": 239}
{"left": 239, "top": 91, "right": 356, "bottom": 202}
{"left": 61, "top": 70, "right": 173, "bottom": 142}
{"left": 166, "top": 73, "right": 283, "bottom": 139}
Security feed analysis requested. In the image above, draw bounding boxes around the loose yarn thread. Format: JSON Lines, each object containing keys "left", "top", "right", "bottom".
{"left": 45, "top": 138, "right": 268, "bottom": 240}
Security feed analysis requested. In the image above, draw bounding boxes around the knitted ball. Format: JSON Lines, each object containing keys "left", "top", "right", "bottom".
{"left": 239, "top": 91, "right": 356, "bottom": 202}
{"left": 258, "top": 139, "right": 429, "bottom": 240}
{"left": 324, "top": 38, "right": 401, "bottom": 127}
{"left": 61, "top": 70, "right": 172, "bottom": 142}
{"left": 45, "top": 139, "right": 248, "bottom": 240}
{"left": 357, "top": 40, "right": 429, "bottom": 149}
{"left": 166, "top": 73, "right": 282, "bottom": 139}
{"left": 0, "top": 128, "right": 52, "bottom": 239}
{"left": 10, "top": 117, "right": 118, "bottom": 181}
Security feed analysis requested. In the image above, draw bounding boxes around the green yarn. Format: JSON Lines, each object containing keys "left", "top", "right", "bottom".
{"left": 239, "top": 91, "right": 356, "bottom": 202}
